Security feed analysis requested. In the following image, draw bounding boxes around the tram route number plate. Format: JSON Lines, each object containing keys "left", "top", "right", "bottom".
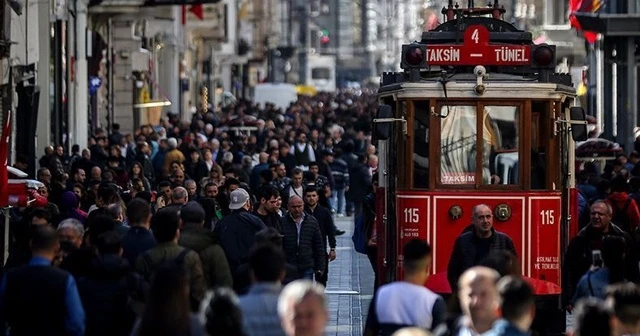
{"left": 425, "top": 25, "right": 531, "bottom": 66}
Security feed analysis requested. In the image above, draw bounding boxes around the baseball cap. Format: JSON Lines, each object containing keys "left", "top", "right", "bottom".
{"left": 180, "top": 201, "right": 205, "bottom": 223}
{"left": 229, "top": 188, "right": 250, "bottom": 210}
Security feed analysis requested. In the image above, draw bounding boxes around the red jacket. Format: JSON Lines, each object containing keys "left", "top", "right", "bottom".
{"left": 606, "top": 192, "right": 640, "bottom": 232}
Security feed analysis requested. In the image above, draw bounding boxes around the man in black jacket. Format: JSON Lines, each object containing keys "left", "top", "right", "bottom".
{"left": 562, "top": 200, "right": 640, "bottom": 310}
{"left": 253, "top": 185, "right": 283, "bottom": 232}
{"left": 304, "top": 188, "right": 336, "bottom": 287}
{"left": 77, "top": 231, "right": 135, "bottom": 336}
{"left": 348, "top": 154, "right": 373, "bottom": 222}
{"left": 280, "top": 196, "right": 326, "bottom": 281}
{"left": 218, "top": 188, "right": 267, "bottom": 275}
{"left": 447, "top": 204, "right": 517, "bottom": 292}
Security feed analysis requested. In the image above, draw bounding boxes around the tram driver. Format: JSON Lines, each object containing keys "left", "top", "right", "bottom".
{"left": 447, "top": 204, "right": 517, "bottom": 292}
{"left": 440, "top": 106, "right": 517, "bottom": 186}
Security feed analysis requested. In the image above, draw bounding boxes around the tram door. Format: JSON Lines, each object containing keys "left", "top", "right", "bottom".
{"left": 412, "top": 101, "right": 430, "bottom": 189}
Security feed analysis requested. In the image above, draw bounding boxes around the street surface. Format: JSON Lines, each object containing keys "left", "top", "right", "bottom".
{"left": 325, "top": 216, "right": 374, "bottom": 335}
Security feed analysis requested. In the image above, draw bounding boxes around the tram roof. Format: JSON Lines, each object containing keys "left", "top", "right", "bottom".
{"left": 378, "top": 74, "right": 576, "bottom": 100}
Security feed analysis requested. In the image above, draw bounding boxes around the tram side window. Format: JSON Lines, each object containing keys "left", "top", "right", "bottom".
{"left": 414, "top": 101, "right": 429, "bottom": 188}
{"left": 531, "top": 101, "right": 548, "bottom": 190}
{"left": 482, "top": 106, "right": 520, "bottom": 185}
{"left": 440, "top": 105, "right": 477, "bottom": 185}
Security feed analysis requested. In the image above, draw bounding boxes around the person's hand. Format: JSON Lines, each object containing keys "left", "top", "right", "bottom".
{"left": 329, "top": 250, "right": 336, "bottom": 261}
{"left": 566, "top": 305, "right": 573, "bottom": 313}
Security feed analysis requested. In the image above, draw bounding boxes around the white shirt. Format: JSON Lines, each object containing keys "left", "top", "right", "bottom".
{"left": 289, "top": 185, "right": 303, "bottom": 198}
{"left": 457, "top": 316, "right": 494, "bottom": 336}
{"left": 374, "top": 282, "right": 442, "bottom": 329}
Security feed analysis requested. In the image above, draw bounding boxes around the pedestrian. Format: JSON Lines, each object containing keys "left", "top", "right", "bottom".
{"left": 447, "top": 204, "right": 517, "bottom": 292}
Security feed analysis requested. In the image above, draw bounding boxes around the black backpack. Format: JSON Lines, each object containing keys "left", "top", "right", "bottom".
{"left": 610, "top": 198, "right": 633, "bottom": 232}
{"left": 141, "top": 248, "right": 191, "bottom": 283}
{"left": 126, "top": 248, "right": 192, "bottom": 313}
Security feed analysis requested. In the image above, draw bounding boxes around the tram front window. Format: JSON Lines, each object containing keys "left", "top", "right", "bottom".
{"left": 440, "top": 105, "right": 478, "bottom": 185}
{"left": 440, "top": 105, "right": 520, "bottom": 186}
{"left": 482, "top": 106, "right": 520, "bottom": 185}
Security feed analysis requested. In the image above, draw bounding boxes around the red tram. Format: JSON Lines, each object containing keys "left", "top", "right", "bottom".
{"left": 373, "top": 1, "right": 587, "bottom": 334}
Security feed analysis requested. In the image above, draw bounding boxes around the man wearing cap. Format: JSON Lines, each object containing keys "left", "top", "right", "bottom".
{"left": 218, "top": 188, "right": 267, "bottom": 276}
{"left": 179, "top": 201, "right": 233, "bottom": 288}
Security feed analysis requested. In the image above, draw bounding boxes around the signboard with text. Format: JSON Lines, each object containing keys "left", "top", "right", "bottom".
{"left": 441, "top": 172, "right": 476, "bottom": 185}
{"left": 426, "top": 25, "right": 531, "bottom": 66}
{"left": 395, "top": 195, "right": 430, "bottom": 279}
{"left": 528, "top": 196, "right": 562, "bottom": 288}
{"left": 144, "top": 0, "right": 220, "bottom": 5}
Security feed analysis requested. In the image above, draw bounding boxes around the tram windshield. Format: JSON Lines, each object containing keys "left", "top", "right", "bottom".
{"left": 440, "top": 105, "right": 520, "bottom": 186}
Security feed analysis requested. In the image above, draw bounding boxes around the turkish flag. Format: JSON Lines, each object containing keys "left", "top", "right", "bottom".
{"left": 0, "top": 110, "right": 11, "bottom": 207}
{"left": 569, "top": 0, "right": 607, "bottom": 44}
{"left": 189, "top": 5, "right": 204, "bottom": 21}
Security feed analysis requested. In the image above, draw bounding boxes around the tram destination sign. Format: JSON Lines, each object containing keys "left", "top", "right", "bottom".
{"left": 426, "top": 25, "right": 531, "bottom": 66}
{"left": 144, "top": 0, "right": 221, "bottom": 5}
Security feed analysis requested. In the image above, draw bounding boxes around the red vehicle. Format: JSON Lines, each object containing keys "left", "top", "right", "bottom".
{"left": 0, "top": 110, "right": 48, "bottom": 264}
{"left": 373, "top": 1, "right": 587, "bottom": 334}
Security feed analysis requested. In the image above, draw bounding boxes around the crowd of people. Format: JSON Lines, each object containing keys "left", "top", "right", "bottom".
{"left": 0, "top": 89, "right": 378, "bottom": 336}
{"left": 5, "top": 84, "right": 640, "bottom": 336}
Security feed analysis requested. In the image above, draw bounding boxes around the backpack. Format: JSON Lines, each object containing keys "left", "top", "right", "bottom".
{"left": 141, "top": 248, "right": 191, "bottom": 281}
{"left": 610, "top": 198, "right": 633, "bottom": 232}
{"left": 352, "top": 214, "right": 368, "bottom": 254}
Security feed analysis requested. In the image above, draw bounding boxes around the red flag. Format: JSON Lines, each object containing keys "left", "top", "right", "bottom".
{"left": 569, "top": 0, "right": 607, "bottom": 44}
{"left": 189, "top": 5, "right": 204, "bottom": 21}
{"left": 0, "top": 110, "right": 11, "bottom": 207}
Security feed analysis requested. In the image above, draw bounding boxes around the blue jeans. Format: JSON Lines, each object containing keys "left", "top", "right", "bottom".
{"left": 330, "top": 188, "right": 346, "bottom": 214}
{"left": 300, "top": 268, "right": 315, "bottom": 280}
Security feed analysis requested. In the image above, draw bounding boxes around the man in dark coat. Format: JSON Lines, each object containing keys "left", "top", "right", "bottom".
{"left": 348, "top": 153, "right": 373, "bottom": 221}
{"left": 447, "top": 204, "right": 517, "bottom": 292}
{"left": 280, "top": 196, "right": 325, "bottom": 281}
{"left": 179, "top": 201, "right": 233, "bottom": 288}
{"left": 562, "top": 200, "right": 640, "bottom": 310}
{"left": 77, "top": 231, "right": 135, "bottom": 336}
{"left": 121, "top": 198, "right": 156, "bottom": 267}
{"left": 304, "top": 188, "right": 336, "bottom": 286}
{"left": 218, "top": 188, "right": 267, "bottom": 274}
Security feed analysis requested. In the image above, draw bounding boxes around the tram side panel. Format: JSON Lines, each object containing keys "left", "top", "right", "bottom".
{"left": 394, "top": 191, "right": 562, "bottom": 295}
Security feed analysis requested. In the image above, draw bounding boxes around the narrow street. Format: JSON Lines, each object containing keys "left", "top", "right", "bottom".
{"left": 325, "top": 216, "right": 375, "bottom": 335}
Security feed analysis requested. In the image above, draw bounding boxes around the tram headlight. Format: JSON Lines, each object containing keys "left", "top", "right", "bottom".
{"left": 401, "top": 44, "right": 427, "bottom": 70}
{"left": 494, "top": 204, "right": 512, "bottom": 221}
{"left": 531, "top": 44, "right": 556, "bottom": 69}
